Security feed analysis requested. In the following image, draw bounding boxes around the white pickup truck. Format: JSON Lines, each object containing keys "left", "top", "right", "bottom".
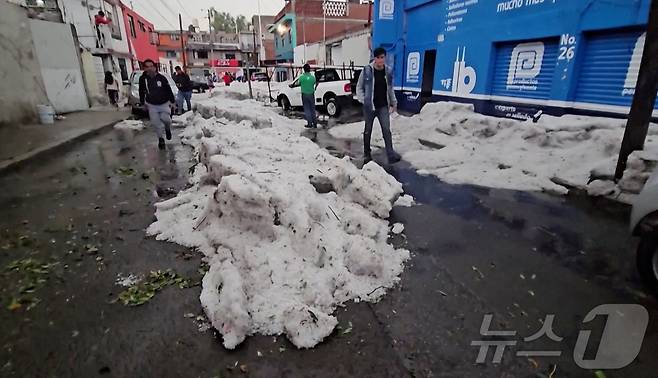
{"left": 276, "top": 68, "right": 356, "bottom": 117}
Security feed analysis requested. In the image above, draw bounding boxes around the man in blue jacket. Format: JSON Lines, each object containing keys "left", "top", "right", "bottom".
{"left": 139, "top": 59, "right": 175, "bottom": 149}
{"left": 356, "top": 47, "right": 401, "bottom": 164}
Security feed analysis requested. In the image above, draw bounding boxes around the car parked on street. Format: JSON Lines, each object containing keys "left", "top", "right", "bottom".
{"left": 277, "top": 68, "right": 353, "bottom": 117}
{"left": 189, "top": 69, "right": 211, "bottom": 93}
{"left": 191, "top": 78, "right": 209, "bottom": 93}
{"left": 127, "top": 70, "right": 178, "bottom": 117}
{"left": 631, "top": 165, "right": 658, "bottom": 295}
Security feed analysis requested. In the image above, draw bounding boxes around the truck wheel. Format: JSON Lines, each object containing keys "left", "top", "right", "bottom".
{"left": 279, "top": 95, "right": 291, "bottom": 111}
{"left": 637, "top": 234, "right": 658, "bottom": 295}
{"left": 325, "top": 97, "right": 341, "bottom": 117}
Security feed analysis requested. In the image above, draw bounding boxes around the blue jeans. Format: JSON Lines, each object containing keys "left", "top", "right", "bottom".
{"left": 146, "top": 102, "right": 172, "bottom": 139}
{"left": 302, "top": 93, "right": 316, "bottom": 127}
{"left": 363, "top": 106, "right": 397, "bottom": 159}
{"left": 176, "top": 91, "right": 192, "bottom": 114}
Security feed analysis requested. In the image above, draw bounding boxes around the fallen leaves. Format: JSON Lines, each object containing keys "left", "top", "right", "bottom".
{"left": 5, "top": 258, "right": 57, "bottom": 311}
{"left": 114, "top": 166, "right": 136, "bottom": 177}
{"left": 117, "top": 269, "right": 191, "bottom": 306}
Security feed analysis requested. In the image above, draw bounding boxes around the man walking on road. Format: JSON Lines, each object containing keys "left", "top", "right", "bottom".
{"left": 300, "top": 64, "right": 317, "bottom": 129}
{"left": 356, "top": 47, "right": 401, "bottom": 164}
{"left": 139, "top": 59, "right": 175, "bottom": 149}
{"left": 173, "top": 66, "right": 193, "bottom": 114}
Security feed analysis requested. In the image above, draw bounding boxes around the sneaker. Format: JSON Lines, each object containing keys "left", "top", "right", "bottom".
{"left": 165, "top": 126, "right": 172, "bottom": 140}
{"left": 158, "top": 138, "right": 165, "bottom": 149}
{"left": 304, "top": 124, "right": 316, "bottom": 129}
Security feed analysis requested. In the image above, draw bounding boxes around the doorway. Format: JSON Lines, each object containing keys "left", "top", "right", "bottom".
{"left": 421, "top": 49, "right": 436, "bottom": 104}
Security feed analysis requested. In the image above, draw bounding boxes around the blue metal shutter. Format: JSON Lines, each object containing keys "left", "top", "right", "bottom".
{"left": 575, "top": 30, "right": 656, "bottom": 108}
{"left": 491, "top": 38, "right": 559, "bottom": 100}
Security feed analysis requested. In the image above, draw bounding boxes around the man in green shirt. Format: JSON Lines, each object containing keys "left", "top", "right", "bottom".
{"left": 299, "top": 64, "right": 317, "bottom": 128}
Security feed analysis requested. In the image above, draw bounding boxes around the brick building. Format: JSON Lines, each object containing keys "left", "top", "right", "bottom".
{"left": 156, "top": 30, "right": 188, "bottom": 75}
{"left": 120, "top": 3, "right": 158, "bottom": 70}
{"left": 269, "top": 0, "right": 371, "bottom": 63}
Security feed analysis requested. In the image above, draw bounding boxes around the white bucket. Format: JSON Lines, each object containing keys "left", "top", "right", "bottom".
{"left": 37, "top": 104, "right": 55, "bottom": 124}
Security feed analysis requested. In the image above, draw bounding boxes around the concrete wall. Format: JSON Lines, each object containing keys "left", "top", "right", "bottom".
{"left": 333, "top": 32, "right": 370, "bottom": 66}
{"left": 30, "top": 19, "right": 89, "bottom": 113}
{"left": 59, "top": 0, "right": 132, "bottom": 88}
{"left": 0, "top": 1, "right": 49, "bottom": 125}
{"left": 59, "top": 0, "right": 130, "bottom": 54}
{"left": 294, "top": 43, "right": 323, "bottom": 65}
{"left": 81, "top": 51, "right": 106, "bottom": 104}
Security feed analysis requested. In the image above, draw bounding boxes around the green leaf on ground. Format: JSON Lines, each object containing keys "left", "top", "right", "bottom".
{"left": 117, "top": 269, "right": 192, "bottom": 306}
{"left": 341, "top": 321, "right": 353, "bottom": 335}
{"left": 115, "top": 166, "right": 136, "bottom": 177}
{"left": 4, "top": 258, "right": 56, "bottom": 312}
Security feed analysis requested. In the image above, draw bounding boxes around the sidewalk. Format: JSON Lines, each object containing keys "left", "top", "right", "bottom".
{"left": 0, "top": 107, "right": 130, "bottom": 173}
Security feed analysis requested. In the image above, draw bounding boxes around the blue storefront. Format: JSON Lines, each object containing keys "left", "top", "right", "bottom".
{"left": 373, "top": 0, "right": 655, "bottom": 119}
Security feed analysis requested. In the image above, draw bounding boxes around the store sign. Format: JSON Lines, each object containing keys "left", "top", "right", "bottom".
{"left": 450, "top": 47, "right": 476, "bottom": 94}
{"left": 622, "top": 32, "right": 645, "bottom": 96}
{"left": 506, "top": 42, "right": 545, "bottom": 91}
{"left": 379, "top": 0, "right": 395, "bottom": 20}
{"left": 406, "top": 52, "right": 420, "bottom": 83}
{"left": 210, "top": 59, "right": 239, "bottom": 67}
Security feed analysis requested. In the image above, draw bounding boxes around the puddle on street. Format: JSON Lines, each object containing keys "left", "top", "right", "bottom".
{"left": 303, "top": 124, "right": 639, "bottom": 294}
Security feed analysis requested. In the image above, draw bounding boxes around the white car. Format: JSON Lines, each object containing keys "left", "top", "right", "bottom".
{"left": 630, "top": 166, "right": 658, "bottom": 294}
{"left": 277, "top": 68, "right": 354, "bottom": 117}
{"left": 127, "top": 70, "right": 178, "bottom": 116}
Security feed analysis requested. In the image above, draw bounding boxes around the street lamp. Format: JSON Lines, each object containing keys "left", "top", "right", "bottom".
{"left": 201, "top": 8, "right": 215, "bottom": 73}
{"left": 277, "top": 24, "right": 287, "bottom": 35}
{"left": 249, "top": 24, "right": 258, "bottom": 67}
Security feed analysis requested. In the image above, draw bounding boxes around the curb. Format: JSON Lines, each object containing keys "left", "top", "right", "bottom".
{"left": 0, "top": 117, "right": 127, "bottom": 175}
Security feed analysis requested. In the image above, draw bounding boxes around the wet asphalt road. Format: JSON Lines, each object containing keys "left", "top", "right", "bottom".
{"left": 0, "top": 112, "right": 657, "bottom": 378}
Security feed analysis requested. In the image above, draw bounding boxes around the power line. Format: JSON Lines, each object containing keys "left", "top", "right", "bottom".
{"left": 142, "top": 0, "right": 176, "bottom": 29}
{"left": 172, "top": 0, "right": 192, "bottom": 19}
{"left": 155, "top": 0, "right": 179, "bottom": 19}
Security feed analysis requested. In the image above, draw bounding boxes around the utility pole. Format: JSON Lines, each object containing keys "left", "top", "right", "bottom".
{"left": 323, "top": 0, "right": 326, "bottom": 65}
{"left": 179, "top": 14, "right": 187, "bottom": 69}
{"left": 615, "top": 0, "right": 658, "bottom": 180}
{"left": 208, "top": 9, "right": 215, "bottom": 76}
{"left": 247, "top": 62, "right": 253, "bottom": 99}
{"left": 257, "top": 0, "right": 264, "bottom": 65}
{"left": 252, "top": 28, "right": 258, "bottom": 66}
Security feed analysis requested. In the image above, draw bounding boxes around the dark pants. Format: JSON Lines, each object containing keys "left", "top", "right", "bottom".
{"left": 108, "top": 89, "right": 119, "bottom": 106}
{"left": 363, "top": 106, "right": 397, "bottom": 159}
{"left": 95, "top": 25, "right": 105, "bottom": 48}
{"left": 176, "top": 91, "right": 192, "bottom": 113}
{"left": 302, "top": 93, "right": 316, "bottom": 127}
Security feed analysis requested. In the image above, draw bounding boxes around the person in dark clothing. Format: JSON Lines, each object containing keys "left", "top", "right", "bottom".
{"left": 104, "top": 71, "right": 119, "bottom": 106}
{"left": 173, "top": 66, "right": 193, "bottom": 114}
{"left": 139, "top": 59, "right": 175, "bottom": 149}
{"left": 355, "top": 47, "right": 401, "bottom": 164}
